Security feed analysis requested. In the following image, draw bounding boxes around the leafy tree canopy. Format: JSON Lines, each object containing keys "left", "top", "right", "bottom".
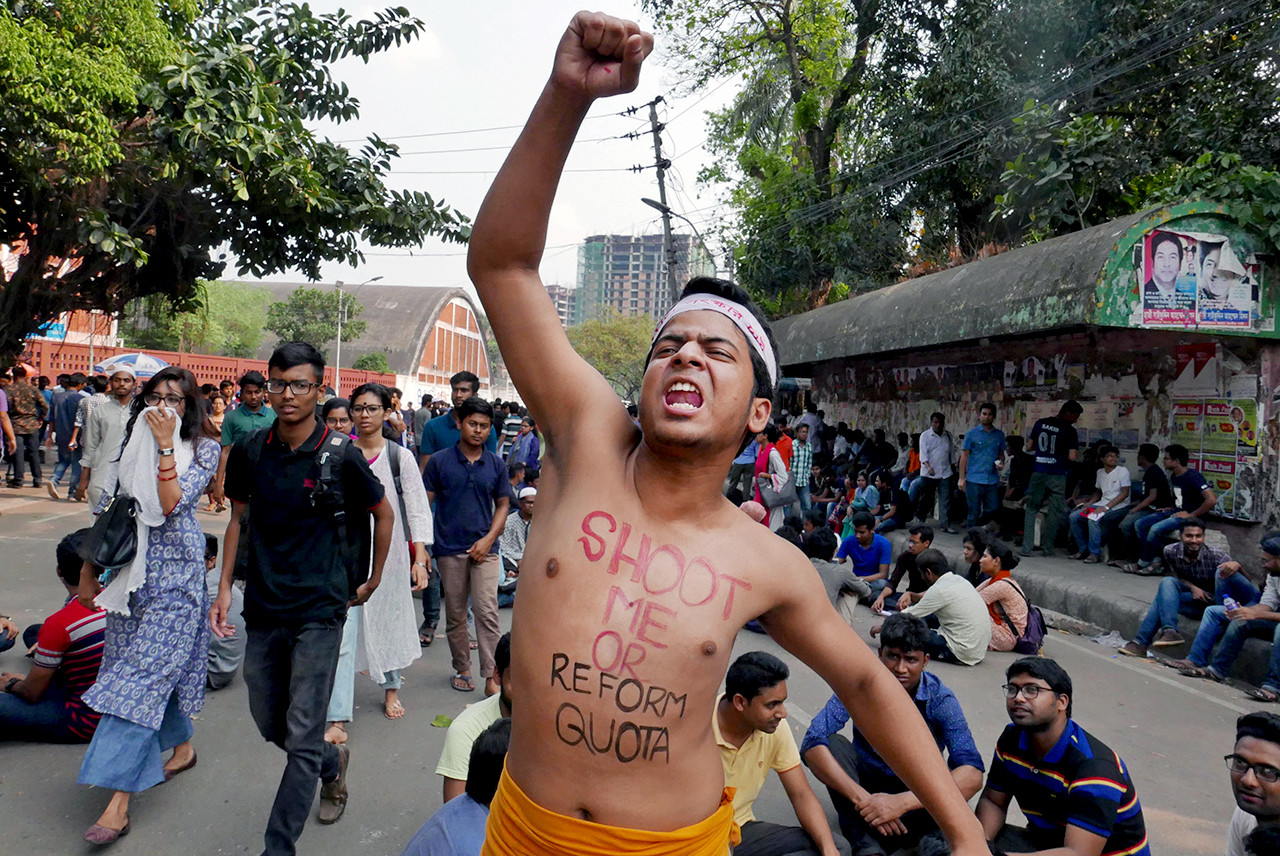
{"left": 121, "top": 280, "right": 271, "bottom": 357}
{"left": 351, "top": 351, "right": 390, "bottom": 373}
{"left": 644, "top": 0, "right": 1280, "bottom": 315}
{"left": 0, "top": 1, "right": 468, "bottom": 357}
{"left": 566, "top": 310, "right": 653, "bottom": 402}
{"left": 265, "top": 286, "right": 365, "bottom": 356}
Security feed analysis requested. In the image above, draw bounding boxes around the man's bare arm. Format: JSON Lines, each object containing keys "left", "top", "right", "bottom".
{"left": 777, "top": 764, "right": 842, "bottom": 856}
{"left": 467, "top": 13, "right": 653, "bottom": 444}
{"left": 760, "top": 559, "right": 987, "bottom": 856}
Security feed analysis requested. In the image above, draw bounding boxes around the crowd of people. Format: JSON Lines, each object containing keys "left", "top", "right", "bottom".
{"left": 3, "top": 10, "right": 1279, "bottom": 856}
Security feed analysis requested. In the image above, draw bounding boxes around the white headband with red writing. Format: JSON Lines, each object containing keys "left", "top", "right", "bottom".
{"left": 652, "top": 295, "right": 778, "bottom": 385}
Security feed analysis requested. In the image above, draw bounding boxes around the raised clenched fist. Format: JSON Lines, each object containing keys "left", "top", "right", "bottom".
{"left": 551, "top": 11, "right": 654, "bottom": 100}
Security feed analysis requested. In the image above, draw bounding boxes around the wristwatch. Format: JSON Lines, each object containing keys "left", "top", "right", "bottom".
{"left": 4, "top": 677, "right": 19, "bottom": 693}
{"left": 158, "top": 448, "right": 175, "bottom": 457}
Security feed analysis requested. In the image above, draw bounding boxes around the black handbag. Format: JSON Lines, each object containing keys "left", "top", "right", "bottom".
{"left": 78, "top": 491, "right": 141, "bottom": 572}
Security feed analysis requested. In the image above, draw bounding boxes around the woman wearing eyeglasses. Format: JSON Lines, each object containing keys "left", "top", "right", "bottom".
{"left": 73, "top": 367, "right": 221, "bottom": 844}
{"left": 324, "top": 382, "right": 431, "bottom": 735}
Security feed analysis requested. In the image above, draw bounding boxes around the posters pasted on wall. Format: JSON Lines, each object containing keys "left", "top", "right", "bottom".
{"left": 1136, "top": 229, "right": 1262, "bottom": 330}
{"left": 1174, "top": 398, "right": 1260, "bottom": 520}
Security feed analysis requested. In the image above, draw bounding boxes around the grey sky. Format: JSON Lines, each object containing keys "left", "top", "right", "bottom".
{"left": 248, "top": 1, "right": 736, "bottom": 295}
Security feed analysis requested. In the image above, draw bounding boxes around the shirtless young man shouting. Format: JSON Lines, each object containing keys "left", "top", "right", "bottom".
{"left": 466, "top": 12, "right": 987, "bottom": 856}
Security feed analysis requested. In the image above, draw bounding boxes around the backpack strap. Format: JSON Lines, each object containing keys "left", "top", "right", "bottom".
{"left": 390, "top": 443, "right": 410, "bottom": 538}
{"left": 315, "top": 432, "right": 354, "bottom": 570}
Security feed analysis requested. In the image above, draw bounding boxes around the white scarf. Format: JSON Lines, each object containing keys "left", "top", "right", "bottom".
{"left": 95, "top": 406, "right": 194, "bottom": 616}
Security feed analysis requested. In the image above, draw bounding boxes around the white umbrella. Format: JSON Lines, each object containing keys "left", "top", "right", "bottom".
{"left": 94, "top": 353, "right": 171, "bottom": 379}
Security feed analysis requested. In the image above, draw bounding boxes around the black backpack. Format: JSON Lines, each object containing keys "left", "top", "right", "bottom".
{"left": 232, "top": 427, "right": 368, "bottom": 595}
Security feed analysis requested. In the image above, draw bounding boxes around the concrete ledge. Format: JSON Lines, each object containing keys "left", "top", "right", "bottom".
{"left": 879, "top": 527, "right": 1273, "bottom": 685}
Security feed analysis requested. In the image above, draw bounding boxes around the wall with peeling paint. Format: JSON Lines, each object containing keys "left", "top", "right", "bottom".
{"left": 774, "top": 204, "right": 1280, "bottom": 562}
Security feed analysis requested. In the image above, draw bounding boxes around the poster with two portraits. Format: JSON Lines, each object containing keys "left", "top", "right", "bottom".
{"left": 1137, "top": 229, "right": 1260, "bottom": 329}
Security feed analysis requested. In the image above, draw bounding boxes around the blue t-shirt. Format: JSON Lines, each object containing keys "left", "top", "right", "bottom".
{"left": 419, "top": 412, "right": 498, "bottom": 457}
{"left": 1172, "top": 468, "right": 1211, "bottom": 513}
{"left": 422, "top": 445, "right": 513, "bottom": 557}
{"left": 1028, "top": 417, "right": 1078, "bottom": 476}
{"left": 401, "top": 793, "right": 489, "bottom": 856}
{"left": 961, "top": 426, "right": 1006, "bottom": 484}
{"left": 835, "top": 533, "right": 892, "bottom": 577}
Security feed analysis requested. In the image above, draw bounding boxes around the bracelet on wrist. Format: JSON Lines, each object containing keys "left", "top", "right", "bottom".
{"left": 4, "top": 677, "right": 19, "bottom": 693}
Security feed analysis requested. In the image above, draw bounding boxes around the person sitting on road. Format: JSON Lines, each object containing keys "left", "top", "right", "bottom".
{"left": 803, "top": 525, "right": 871, "bottom": 628}
{"left": 715, "top": 652, "right": 850, "bottom": 856}
{"left": 1169, "top": 531, "right": 1280, "bottom": 702}
{"left": 1066, "top": 444, "right": 1130, "bottom": 564}
{"left": 974, "top": 657, "right": 1150, "bottom": 856}
{"left": 974, "top": 540, "right": 1029, "bottom": 653}
{"left": 403, "top": 718, "right": 512, "bottom": 856}
{"left": 961, "top": 527, "right": 990, "bottom": 586}
{"left": 1223, "top": 711, "right": 1280, "bottom": 855}
{"left": 0, "top": 529, "right": 106, "bottom": 743}
{"left": 1125, "top": 443, "right": 1216, "bottom": 574}
{"left": 497, "top": 487, "right": 535, "bottom": 608}
{"left": 437, "top": 633, "right": 512, "bottom": 803}
{"left": 835, "top": 512, "right": 892, "bottom": 601}
{"left": 1121, "top": 519, "right": 1256, "bottom": 656}
{"left": 871, "top": 525, "right": 934, "bottom": 613}
{"left": 873, "top": 548, "right": 990, "bottom": 666}
{"left": 802, "top": 614, "right": 984, "bottom": 856}
{"left": 203, "top": 533, "right": 246, "bottom": 690}
{"left": 873, "top": 470, "right": 913, "bottom": 534}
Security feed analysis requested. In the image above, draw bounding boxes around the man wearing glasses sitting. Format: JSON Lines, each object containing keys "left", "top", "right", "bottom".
{"left": 974, "top": 657, "right": 1149, "bottom": 856}
{"left": 1226, "top": 712, "right": 1280, "bottom": 856}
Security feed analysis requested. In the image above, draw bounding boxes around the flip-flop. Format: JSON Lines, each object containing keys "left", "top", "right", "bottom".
{"left": 451, "top": 674, "right": 475, "bottom": 692}
{"left": 1245, "top": 687, "right": 1280, "bottom": 703}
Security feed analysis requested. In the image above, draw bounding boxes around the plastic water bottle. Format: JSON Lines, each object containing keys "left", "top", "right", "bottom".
{"left": 1223, "top": 596, "right": 1240, "bottom": 612}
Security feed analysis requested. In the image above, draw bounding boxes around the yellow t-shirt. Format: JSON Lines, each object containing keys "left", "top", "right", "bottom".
{"left": 713, "top": 695, "right": 802, "bottom": 826}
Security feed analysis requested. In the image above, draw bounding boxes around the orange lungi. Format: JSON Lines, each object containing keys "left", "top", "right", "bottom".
{"left": 481, "top": 766, "right": 740, "bottom": 856}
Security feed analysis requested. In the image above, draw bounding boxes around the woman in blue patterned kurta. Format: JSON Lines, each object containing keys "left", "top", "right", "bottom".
{"left": 76, "top": 368, "right": 221, "bottom": 844}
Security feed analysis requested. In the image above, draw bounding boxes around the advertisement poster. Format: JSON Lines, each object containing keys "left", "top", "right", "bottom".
{"left": 1171, "top": 400, "right": 1204, "bottom": 448}
{"left": 1075, "top": 402, "right": 1117, "bottom": 447}
{"left": 1113, "top": 402, "right": 1146, "bottom": 448}
{"left": 1201, "top": 455, "right": 1258, "bottom": 520}
{"left": 1138, "top": 229, "right": 1262, "bottom": 329}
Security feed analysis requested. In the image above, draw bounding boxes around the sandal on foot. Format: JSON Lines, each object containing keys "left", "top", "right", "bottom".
{"left": 1176, "top": 664, "right": 1219, "bottom": 681}
{"left": 324, "top": 722, "right": 348, "bottom": 745}
{"left": 85, "top": 817, "right": 131, "bottom": 845}
{"left": 451, "top": 673, "right": 475, "bottom": 692}
{"left": 162, "top": 748, "right": 198, "bottom": 782}
{"left": 1245, "top": 687, "right": 1280, "bottom": 703}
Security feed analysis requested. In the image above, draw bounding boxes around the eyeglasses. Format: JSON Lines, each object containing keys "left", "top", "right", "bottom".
{"left": 1002, "top": 683, "right": 1052, "bottom": 700}
{"left": 325, "top": 416, "right": 352, "bottom": 428}
{"left": 350, "top": 404, "right": 384, "bottom": 415}
{"left": 1225, "top": 754, "right": 1280, "bottom": 783}
{"left": 265, "top": 379, "right": 319, "bottom": 395}
{"left": 144, "top": 393, "right": 184, "bottom": 408}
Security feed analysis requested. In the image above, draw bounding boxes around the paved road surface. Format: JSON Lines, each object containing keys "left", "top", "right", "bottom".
{"left": 0, "top": 488, "right": 1246, "bottom": 854}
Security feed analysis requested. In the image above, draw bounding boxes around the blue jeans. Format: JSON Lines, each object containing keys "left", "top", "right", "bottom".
{"left": 1067, "top": 505, "right": 1130, "bottom": 556}
{"left": 78, "top": 691, "right": 192, "bottom": 791}
{"left": 904, "top": 476, "right": 923, "bottom": 503}
{"left": 1190, "top": 607, "right": 1280, "bottom": 689}
{"left": 51, "top": 445, "right": 81, "bottom": 487}
{"left": 1115, "top": 508, "right": 1159, "bottom": 560}
{"left": 244, "top": 618, "right": 345, "bottom": 856}
{"left": 1137, "top": 510, "right": 1185, "bottom": 563}
{"left": 1134, "top": 577, "right": 1207, "bottom": 646}
{"left": 875, "top": 516, "right": 908, "bottom": 534}
{"left": 964, "top": 481, "right": 999, "bottom": 528}
{"left": 0, "top": 682, "right": 86, "bottom": 743}
{"left": 421, "top": 558, "right": 442, "bottom": 629}
{"left": 796, "top": 483, "right": 812, "bottom": 514}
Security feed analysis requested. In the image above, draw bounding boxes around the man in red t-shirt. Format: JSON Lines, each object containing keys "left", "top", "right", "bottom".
{"left": 0, "top": 529, "right": 106, "bottom": 743}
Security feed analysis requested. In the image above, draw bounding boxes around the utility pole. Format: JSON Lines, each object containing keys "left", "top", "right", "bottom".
{"left": 647, "top": 97, "right": 678, "bottom": 309}
{"left": 334, "top": 280, "right": 345, "bottom": 395}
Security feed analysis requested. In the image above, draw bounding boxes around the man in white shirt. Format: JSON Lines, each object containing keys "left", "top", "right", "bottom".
{"left": 1066, "top": 445, "right": 1131, "bottom": 564}
{"left": 873, "top": 549, "right": 989, "bottom": 666}
{"left": 917, "top": 413, "right": 955, "bottom": 534}
{"left": 75, "top": 368, "right": 136, "bottom": 508}
{"left": 1225, "top": 711, "right": 1280, "bottom": 856}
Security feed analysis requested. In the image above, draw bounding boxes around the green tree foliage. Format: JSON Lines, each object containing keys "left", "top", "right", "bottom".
{"left": 120, "top": 281, "right": 271, "bottom": 356}
{"left": 1127, "top": 153, "right": 1280, "bottom": 250}
{"left": 352, "top": 351, "right": 390, "bottom": 373}
{"left": 0, "top": 1, "right": 468, "bottom": 357}
{"left": 566, "top": 311, "right": 653, "bottom": 402}
{"left": 265, "top": 286, "right": 365, "bottom": 356}
{"left": 648, "top": 0, "right": 1280, "bottom": 307}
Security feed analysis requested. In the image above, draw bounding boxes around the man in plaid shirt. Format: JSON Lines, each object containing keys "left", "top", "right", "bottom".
{"left": 791, "top": 423, "right": 814, "bottom": 513}
{"left": 1122, "top": 519, "right": 1258, "bottom": 655}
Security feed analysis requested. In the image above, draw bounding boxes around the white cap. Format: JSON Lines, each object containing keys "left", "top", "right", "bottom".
{"left": 517, "top": 486, "right": 537, "bottom": 500}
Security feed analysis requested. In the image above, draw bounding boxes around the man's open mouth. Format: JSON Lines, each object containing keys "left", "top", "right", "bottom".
{"left": 663, "top": 380, "right": 703, "bottom": 412}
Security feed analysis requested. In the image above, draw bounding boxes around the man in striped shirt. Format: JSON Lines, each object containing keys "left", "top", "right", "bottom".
{"left": 0, "top": 529, "right": 106, "bottom": 742}
{"left": 791, "top": 423, "right": 814, "bottom": 513}
{"left": 976, "top": 657, "right": 1149, "bottom": 856}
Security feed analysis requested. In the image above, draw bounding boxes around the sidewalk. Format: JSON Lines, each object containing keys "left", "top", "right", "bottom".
{"left": 882, "top": 527, "right": 1275, "bottom": 686}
